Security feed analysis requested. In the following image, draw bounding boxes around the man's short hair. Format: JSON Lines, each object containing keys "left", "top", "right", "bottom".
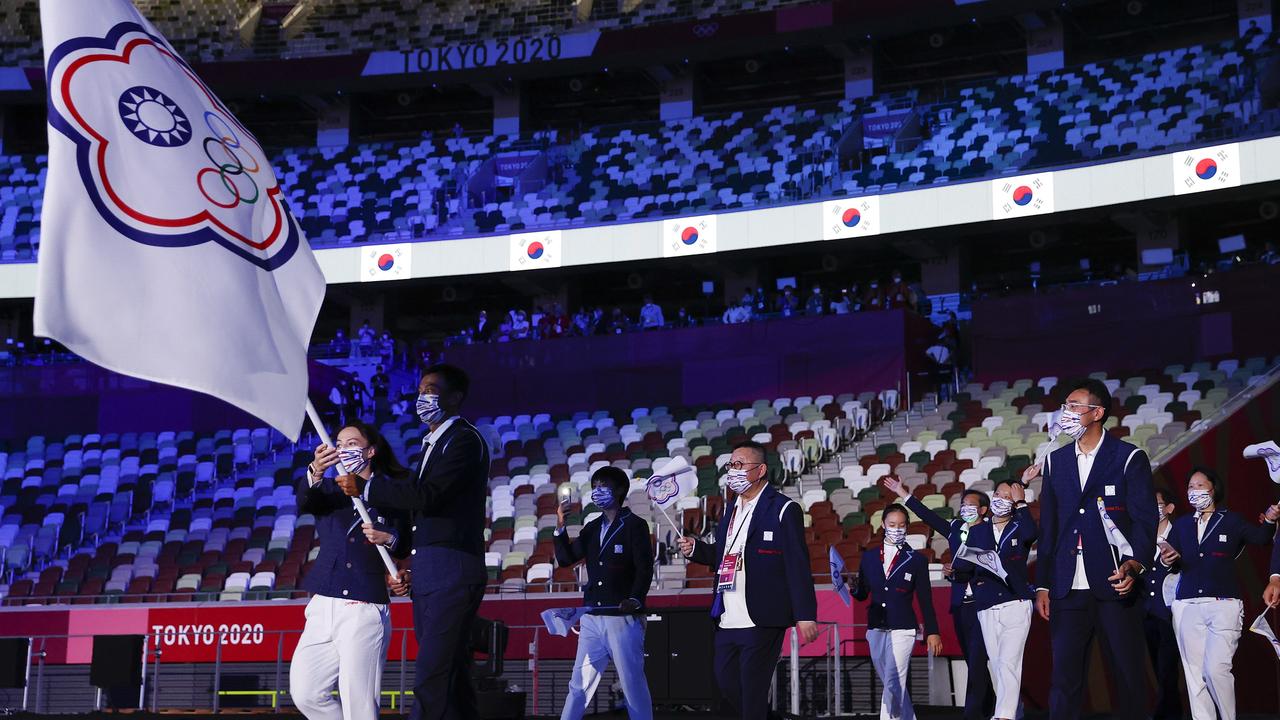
{"left": 1153, "top": 485, "right": 1174, "bottom": 507}
{"left": 421, "top": 363, "right": 470, "bottom": 401}
{"left": 733, "top": 439, "right": 767, "bottom": 463}
{"left": 993, "top": 479, "right": 1018, "bottom": 494}
{"left": 882, "top": 503, "right": 910, "bottom": 525}
{"left": 592, "top": 466, "right": 630, "bottom": 498}
{"left": 961, "top": 489, "right": 990, "bottom": 508}
{"left": 1069, "top": 377, "right": 1113, "bottom": 421}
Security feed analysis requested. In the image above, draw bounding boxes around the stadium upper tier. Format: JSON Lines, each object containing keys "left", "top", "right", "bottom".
{"left": 0, "top": 32, "right": 1269, "bottom": 262}
{"left": 0, "top": 354, "right": 1270, "bottom": 604}
{"left": 1, "top": 0, "right": 831, "bottom": 66}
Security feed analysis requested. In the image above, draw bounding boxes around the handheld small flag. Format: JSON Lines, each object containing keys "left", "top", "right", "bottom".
{"left": 646, "top": 456, "right": 696, "bottom": 538}
{"left": 1243, "top": 441, "right": 1280, "bottom": 484}
{"left": 955, "top": 543, "right": 1008, "bottom": 582}
{"left": 1249, "top": 608, "right": 1280, "bottom": 659}
{"left": 1096, "top": 496, "right": 1135, "bottom": 562}
{"left": 828, "top": 546, "right": 851, "bottom": 607}
{"left": 540, "top": 606, "right": 593, "bottom": 637}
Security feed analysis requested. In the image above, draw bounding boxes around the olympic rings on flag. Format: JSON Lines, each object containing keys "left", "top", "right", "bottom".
{"left": 195, "top": 111, "right": 261, "bottom": 208}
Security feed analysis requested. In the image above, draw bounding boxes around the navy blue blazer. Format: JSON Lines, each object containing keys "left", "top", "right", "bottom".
{"left": 367, "top": 417, "right": 491, "bottom": 591}
{"left": 851, "top": 543, "right": 940, "bottom": 635}
{"left": 688, "top": 484, "right": 818, "bottom": 628}
{"left": 1037, "top": 434, "right": 1157, "bottom": 600}
{"left": 953, "top": 507, "right": 1038, "bottom": 610}
{"left": 297, "top": 473, "right": 411, "bottom": 604}
{"left": 1164, "top": 510, "right": 1276, "bottom": 601}
{"left": 554, "top": 507, "right": 653, "bottom": 614}
{"left": 905, "top": 495, "right": 983, "bottom": 608}
{"left": 1144, "top": 524, "right": 1176, "bottom": 621}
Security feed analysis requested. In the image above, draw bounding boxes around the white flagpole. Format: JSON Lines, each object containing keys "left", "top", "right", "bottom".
{"left": 305, "top": 400, "right": 401, "bottom": 578}
{"left": 653, "top": 502, "right": 685, "bottom": 540}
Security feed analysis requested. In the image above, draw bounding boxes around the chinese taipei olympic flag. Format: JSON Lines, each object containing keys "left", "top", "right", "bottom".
{"left": 34, "top": 0, "right": 324, "bottom": 439}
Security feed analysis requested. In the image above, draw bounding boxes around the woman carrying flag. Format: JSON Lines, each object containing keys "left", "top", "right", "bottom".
{"left": 950, "top": 478, "right": 1038, "bottom": 720}
{"left": 291, "top": 421, "right": 412, "bottom": 720}
{"left": 1158, "top": 467, "right": 1278, "bottom": 720}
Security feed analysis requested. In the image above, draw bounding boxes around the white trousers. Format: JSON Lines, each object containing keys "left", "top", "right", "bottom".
{"left": 867, "top": 628, "right": 916, "bottom": 720}
{"left": 290, "top": 594, "right": 391, "bottom": 720}
{"left": 1172, "top": 597, "right": 1243, "bottom": 720}
{"left": 561, "top": 614, "right": 653, "bottom": 720}
{"left": 978, "top": 599, "right": 1031, "bottom": 720}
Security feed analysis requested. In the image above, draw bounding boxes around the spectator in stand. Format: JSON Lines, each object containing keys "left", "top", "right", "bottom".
{"left": 674, "top": 307, "right": 696, "bottom": 328}
{"left": 847, "top": 284, "right": 864, "bottom": 312}
{"left": 591, "top": 307, "right": 607, "bottom": 335}
{"left": 572, "top": 307, "right": 592, "bottom": 336}
{"left": 752, "top": 287, "right": 769, "bottom": 315}
{"left": 379, "top": 331, "right": 396, "bottom": 367}
{"left": 805, "top": 286, "right": 825, "bottom": 316}
{"left": 1260, "top": 240, "right": 1279, "bottom": 265}
{"left": 639, "top": 295, "right": 665, "bottom": 330}
{"left": 544, "top": 303, "right": 570, "bottom": 338}
{"left": 886, "top": 270, "right": 911, "bottom": 309}
{"left": 864, "top": 279, "right": 886, "bottom": 311}
{"left": 370, "top": 365, "right": 391, "bottom": 399}
{"left": 357, "top": 321, "right": 376, "bottom": 355}
{"left": 829, "top": 289, "right": 851, "bottom": 315}
{"left": 608, "top": 308, "right": 630, "bottom": 335}
{"left": 511, "top": 310, "right": 531, "bottom": 340}
{"left": 740, "top": 288, "right": 755, "bottom": 307}
{"left": 332, "top": 329, "right": 351, "bottom": 357}
{"left": 722, "top": 301, "right": 752, "bottom": 325}
{"left": 776, "top": 287, "right": 800, "bottom": 317}
{"left": 349, "top": 378, "right": 369, "bottom": 418}
{"left": 329, "top": 380, "right": 350, "bottom": 425}
{"left": 531, "top": 306, "right": 547, "bottom": 336}
{"left": 473, "top": 311, "right": 493, "bottom": 342}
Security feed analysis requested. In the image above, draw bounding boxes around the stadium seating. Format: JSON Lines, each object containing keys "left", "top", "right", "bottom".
{"left": 0, "top": 353, "right": 1272, "bottom": 605}
{"left": 0, "top": 0, "right": 820, "bottom": 66}
{"left": 0, "top": 32, "right": 1271, "bottom": 261}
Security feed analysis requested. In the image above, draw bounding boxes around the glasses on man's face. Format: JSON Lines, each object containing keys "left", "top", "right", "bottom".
{"left": 726, "top": 460, "right": 766, "bottom": 471}
{"left": 1061, "top": 402, "right": 1101, "bottom": 413}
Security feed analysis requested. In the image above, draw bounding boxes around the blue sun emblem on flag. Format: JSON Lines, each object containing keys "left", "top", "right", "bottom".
{"left": 118, "top": 85, "right": 191, "bottom": 147}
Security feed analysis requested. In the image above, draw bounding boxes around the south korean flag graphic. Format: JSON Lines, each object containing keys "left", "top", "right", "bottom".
{"left": 359, "top": 243, "right": 412, "bottom": 282}
{"left": 1173, "top": 143, "right": 1241, "bottom": 195}
{"left": 992, "top": 172, "right": 1054, "bottom": 219}
{"left": 821, "top": 196, "right": 881, "bottom": 241}
{"left": 663, "top": 215, "right": 717, "bottom": 258}
{"left": 510, "top": 230, "right": 562, "bottom": 271}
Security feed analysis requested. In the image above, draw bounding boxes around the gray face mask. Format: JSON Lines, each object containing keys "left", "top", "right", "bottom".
{"left": 884, "top": 526, "right": 906, "bottom": 546}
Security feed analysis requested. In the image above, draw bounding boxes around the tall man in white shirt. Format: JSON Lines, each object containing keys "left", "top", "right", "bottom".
{"left": 1033, "top": 379, "right": 1157, "bottom": 720}
{"left": 678, "top": 441, "right": 818, "bottom": 720}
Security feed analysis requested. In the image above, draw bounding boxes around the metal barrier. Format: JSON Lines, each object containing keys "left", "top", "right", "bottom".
{"left": 4, "top": 619, "right": 953, "bottom": 716}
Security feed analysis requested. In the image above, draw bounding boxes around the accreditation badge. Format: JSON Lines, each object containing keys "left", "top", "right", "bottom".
{"left": 717, "top": 552, "right": 741, "bottom": 592}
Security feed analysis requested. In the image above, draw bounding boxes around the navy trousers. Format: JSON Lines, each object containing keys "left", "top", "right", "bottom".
{"left": 410, "top": 578, "right": 485, "bottom": 720}
{"left": 713, "top": 626, "right": 786, "bottom": 720}
{"left": 955, "top": 602, "right": 994, "bottom": 720}
{"left": 1143, "top": 613, "right": 1183, "bottom": 720}
{"left": 1049, "top": 590, "right": 1148, "bottom": 720}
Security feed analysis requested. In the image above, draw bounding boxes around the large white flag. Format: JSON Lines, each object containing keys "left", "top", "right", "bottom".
{"left": 34, "top": 0, "right": 324, "bottom": 439}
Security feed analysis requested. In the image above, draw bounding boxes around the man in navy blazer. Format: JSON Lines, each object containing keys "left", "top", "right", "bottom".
{"left": 678, "top": 441, "right": 818, "bottom": 720}
{"left": 339, "top": 364, "right": 490, "bottom": 720}
{"left": 1034, "top": 378, "right": 1157, "bottom": 720}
